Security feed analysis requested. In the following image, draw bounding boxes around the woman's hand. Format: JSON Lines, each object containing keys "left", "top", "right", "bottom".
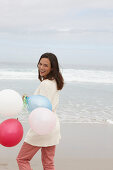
{"left": 22, "top": 95, "right": 28, "bottom": 101}
{"left": 22, "top": 95, "right": 28, "bottom": 107}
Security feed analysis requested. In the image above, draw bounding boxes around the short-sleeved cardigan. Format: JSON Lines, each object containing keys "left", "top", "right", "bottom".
{"left": 24, "top": 79, "right": 61, "bottom": 147}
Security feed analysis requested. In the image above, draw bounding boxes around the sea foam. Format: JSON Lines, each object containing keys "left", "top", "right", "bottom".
{"left": 0, "top": 68, "right": 113, "bottom": 84}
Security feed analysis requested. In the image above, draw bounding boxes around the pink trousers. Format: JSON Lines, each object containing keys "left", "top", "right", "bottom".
{"left": 16, "top": 142, "right": 56, "bottom": 170}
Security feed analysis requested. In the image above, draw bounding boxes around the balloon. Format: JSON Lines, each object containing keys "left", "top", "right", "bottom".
{"left": 29, "top": 107, "right": 56, "bottom": 135}
{"left": 27, "top": 95, "right": 52, "bottom": 112}
{"left": 0, "top": 119, "right": 23, "bottom": 147}
{"left": 0, "top": 89, "right": 23, "bottom": 117}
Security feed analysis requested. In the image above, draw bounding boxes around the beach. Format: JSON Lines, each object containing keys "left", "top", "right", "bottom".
{"left": 0, "top": 65, "right": 113, "bottom": 169}
{"left": 0, "top": 0, "right": 112, "bottom": 168}
{"left": 0, "top": 122, "right": 113, "bottom": 170}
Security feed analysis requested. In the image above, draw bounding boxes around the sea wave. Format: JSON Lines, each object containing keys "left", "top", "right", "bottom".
{"left": 0, "top": 68, "right": 113, "bottom": 84}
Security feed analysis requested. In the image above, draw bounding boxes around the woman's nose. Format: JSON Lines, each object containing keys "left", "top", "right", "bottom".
{"left": 40, "top": 65, "right": 44, "bottom": 69}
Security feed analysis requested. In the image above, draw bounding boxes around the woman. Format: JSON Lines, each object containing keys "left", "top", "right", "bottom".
{"left": 16, "top": 52, "right": 64, "bottom": 170}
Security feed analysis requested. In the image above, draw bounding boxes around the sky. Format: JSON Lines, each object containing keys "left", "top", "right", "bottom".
{"left": 0, "top": 0, "right": 113, "bottom": 66}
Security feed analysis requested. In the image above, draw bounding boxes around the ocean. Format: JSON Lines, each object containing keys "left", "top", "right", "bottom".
{"left": 0, "top": 63, "right": 113, "bottom": 124}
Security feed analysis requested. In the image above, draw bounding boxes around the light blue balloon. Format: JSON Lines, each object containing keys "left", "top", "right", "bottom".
{"left": 27, "top": 95, "right": 52, "bottom": 112}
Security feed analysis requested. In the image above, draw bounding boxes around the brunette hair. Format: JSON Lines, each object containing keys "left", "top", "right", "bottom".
{"left": 37, "top": 53, "right": 64, "bottom": 90}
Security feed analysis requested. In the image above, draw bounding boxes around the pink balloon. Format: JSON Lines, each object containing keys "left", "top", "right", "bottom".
{"left": 29, "top": 107, "right": 56, "bottom": 135}
{"left": 0, "top": 119, "right": 23, "bottom": 147}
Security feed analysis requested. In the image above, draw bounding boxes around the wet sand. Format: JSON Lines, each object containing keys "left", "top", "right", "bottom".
{"left": 0, "top": 123, "right": 113, "bottom": 170}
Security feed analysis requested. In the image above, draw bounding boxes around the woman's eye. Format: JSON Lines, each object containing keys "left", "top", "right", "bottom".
{"left": 38, "top": 63, "right": 48, "bottom": 67}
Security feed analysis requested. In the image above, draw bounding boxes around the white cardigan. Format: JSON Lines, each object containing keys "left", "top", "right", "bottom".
{"left": 24, "top": 79, "right": 61, "bottom": 147}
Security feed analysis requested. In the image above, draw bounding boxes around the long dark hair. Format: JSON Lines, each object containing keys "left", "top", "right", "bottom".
{"left": 37, "top": 52, "right": 64, "bottom": 90}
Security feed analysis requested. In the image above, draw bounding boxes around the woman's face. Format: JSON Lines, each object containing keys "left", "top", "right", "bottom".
{"left": 38, "top": 58, "right": 51, "bottom": 78}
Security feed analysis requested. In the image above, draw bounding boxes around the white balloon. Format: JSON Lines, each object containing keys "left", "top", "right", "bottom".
{"left": 0, "top": 89, "right": 23, "bottom": 117}
{"left": 29, "top": 107, "right": 56, "bottom": 135}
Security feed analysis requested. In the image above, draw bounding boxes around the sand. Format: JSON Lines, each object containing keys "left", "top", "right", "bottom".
{"left": 0, "top": 122, "right": 113, "bottom": 170}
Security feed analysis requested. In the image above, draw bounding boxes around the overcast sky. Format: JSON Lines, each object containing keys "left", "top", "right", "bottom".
{"left": 0, "top": 0, "right": 113, "bottom": 66}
